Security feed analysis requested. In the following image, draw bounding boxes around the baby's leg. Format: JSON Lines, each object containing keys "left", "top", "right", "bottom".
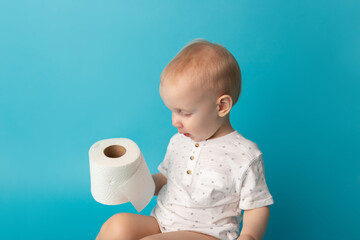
{"left": 140, "top": 230, "right": 219, "bottom": 240}
{"left": 96, "top": 213, "right": 161, "bottom": 240}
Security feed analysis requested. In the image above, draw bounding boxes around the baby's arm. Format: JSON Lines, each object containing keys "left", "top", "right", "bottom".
{"left": 238, "top": 206, "right": 270, "bottom": 240}
{"left": 152, "top": 173, "right": 167, "bottom": 196}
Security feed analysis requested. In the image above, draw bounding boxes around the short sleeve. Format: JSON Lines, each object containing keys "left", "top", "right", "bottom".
{"left": 157, "top": 134, "right": 177, "bottom": 177}
{"left": 238, "top": 155, "right": 274, "bottom": 210}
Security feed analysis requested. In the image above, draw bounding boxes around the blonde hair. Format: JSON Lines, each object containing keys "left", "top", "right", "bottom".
{"left": 160, "top": 39, "right": 241, "bottom": 105}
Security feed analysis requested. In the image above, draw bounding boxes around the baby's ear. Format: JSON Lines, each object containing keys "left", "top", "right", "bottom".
{"left": 216, "top": 95, "right": 233, "bottom": 117}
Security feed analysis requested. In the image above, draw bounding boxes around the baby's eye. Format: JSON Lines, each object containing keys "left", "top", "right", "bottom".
{"left": 181, "top": 112, "right": 192, "bottom": 117}
{"left": 176, "top": 109, "right": 192, "bottom": 117}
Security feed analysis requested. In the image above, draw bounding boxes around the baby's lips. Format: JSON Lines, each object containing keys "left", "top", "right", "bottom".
{"left": 178, "top": 130, "right": 191, "bottom": 137}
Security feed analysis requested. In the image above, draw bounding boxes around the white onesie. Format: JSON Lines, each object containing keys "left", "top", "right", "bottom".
{"left": 150, "top": 130, "right": 274, "bottom": 240}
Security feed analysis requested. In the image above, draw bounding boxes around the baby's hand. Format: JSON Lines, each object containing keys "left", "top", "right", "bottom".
{"left": 152, "top": 173, "right": 167, "bottom": 196}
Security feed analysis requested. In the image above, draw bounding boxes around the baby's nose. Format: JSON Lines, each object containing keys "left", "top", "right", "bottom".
{"left": 172, "top": 113, "right": 183, "bottom": 128}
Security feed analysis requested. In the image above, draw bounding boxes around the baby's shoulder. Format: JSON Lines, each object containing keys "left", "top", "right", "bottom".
{"left": 218, "top": 132, "right": 262, "bottom": 165}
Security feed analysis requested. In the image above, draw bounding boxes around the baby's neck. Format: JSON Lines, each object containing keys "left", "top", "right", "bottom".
{"left": 208, "top": 118, "right": 234, "bottom": 140}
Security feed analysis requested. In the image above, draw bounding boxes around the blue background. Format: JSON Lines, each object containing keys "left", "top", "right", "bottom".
{"left": 1, "top": 0, "right": 359, "bottom": 239}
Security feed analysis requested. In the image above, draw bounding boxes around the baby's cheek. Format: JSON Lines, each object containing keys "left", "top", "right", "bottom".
{"left": 182, "top": 118, "right": 193, "bottom": 129}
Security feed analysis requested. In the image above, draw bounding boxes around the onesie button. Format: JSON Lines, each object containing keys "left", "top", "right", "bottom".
{"left": 195, "top": 143, "right": 199, "bottom": 147}
{"left": 187, "top": 170, "right": 192, "bottom": 174}
{"left": 190, "top": 155, "right": 194, "bottom": 160}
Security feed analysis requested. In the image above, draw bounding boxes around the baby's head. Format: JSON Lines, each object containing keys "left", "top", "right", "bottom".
{"left": 159, "top": 39, "right": 241, "bottom": 142}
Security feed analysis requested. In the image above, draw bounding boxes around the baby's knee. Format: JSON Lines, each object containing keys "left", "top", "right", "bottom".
{"left": 97, "top": 213, "right": 135, "bottom": 240}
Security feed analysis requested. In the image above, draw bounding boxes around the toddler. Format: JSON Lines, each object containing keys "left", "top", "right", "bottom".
{"left": 96, "top": 39, "right": 274, "bottom": 240}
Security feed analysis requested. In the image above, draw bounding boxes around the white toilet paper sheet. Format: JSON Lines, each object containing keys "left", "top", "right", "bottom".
{"left": 89, "top": 138, "right": 155, "bottom": 212}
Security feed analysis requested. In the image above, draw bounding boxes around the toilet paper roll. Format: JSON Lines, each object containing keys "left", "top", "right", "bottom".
{"left": 89, "top": 138, "right": 155, "bottom": 212}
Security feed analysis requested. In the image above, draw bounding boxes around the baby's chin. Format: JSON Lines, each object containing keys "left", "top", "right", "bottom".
{"left": 189, "top": 135, "right": 206, "bottom": 142}
{"left": 184, "top": 133, "right": 198, "bottom": 141}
